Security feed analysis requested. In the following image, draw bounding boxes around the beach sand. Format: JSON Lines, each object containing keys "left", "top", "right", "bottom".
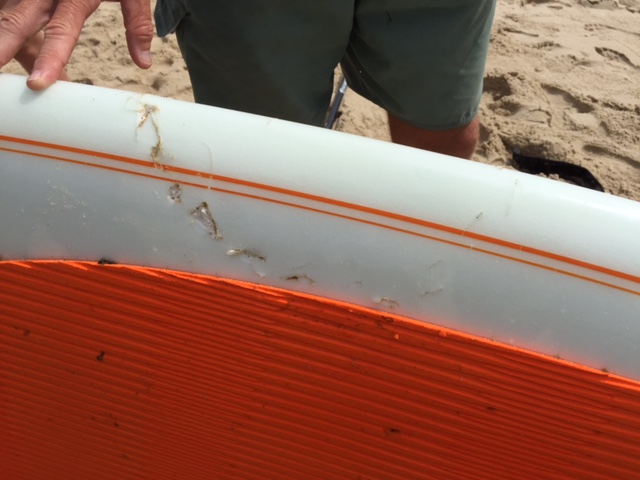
{"left": 3, "top": 0, "right": 639, "bottom": 201}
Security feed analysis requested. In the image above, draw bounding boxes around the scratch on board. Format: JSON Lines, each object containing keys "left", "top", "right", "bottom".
{"left": 461, "top": 211, "right": 484, "bottom": 238}
{"left": 505, "top": 179, "right": 520, "bottom": 216}
{"left": 204, "top": 142, "right": 215, "bottom": 191}
{"left": 420, "top": 259, "right": 445, "bottom": 296}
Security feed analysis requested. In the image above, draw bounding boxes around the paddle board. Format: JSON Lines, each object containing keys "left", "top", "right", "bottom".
{"left": 1, "top": 73, "right": 639, "bottom": 479}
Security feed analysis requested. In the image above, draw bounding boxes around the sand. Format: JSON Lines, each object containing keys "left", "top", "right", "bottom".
{"left": 3, "top": 0, "right": 639, "bottom": 201}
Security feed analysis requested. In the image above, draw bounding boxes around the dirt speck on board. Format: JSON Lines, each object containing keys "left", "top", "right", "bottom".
{"left": 98, "top": 258, "right": 117, "bottom": 265}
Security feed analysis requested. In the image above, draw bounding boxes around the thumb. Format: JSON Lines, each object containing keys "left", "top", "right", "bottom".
{"left": 120, "top": 0, "right": 153, "bottom": 69}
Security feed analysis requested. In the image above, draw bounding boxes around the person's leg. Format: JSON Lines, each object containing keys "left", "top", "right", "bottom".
{"left": 388, "top": 115, "right": 479, "bottom": 160}
{"left": 155, "top": 0, "right": 354, "bottom": 126}
{"left": 342, "top": 0, "right": 496, "bottom": 158}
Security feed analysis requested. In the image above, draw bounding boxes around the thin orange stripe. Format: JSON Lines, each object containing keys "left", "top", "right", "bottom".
{"left": 5, "top": 144, "right": 639, "bottom": 297}
{"left": 2, "top": 135, "right": 640, "bottom": 290}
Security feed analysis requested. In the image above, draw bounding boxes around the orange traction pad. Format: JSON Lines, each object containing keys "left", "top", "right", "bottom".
{"left": 1, "top": 260, "right": 639, "bottom": 480}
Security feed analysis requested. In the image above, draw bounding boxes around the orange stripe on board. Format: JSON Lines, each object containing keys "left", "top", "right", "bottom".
{"left": 1, "top": 260, "right": 639, "bottom": 480}
{"left": 2, "top": 135, "right": 640, "bottom": 288}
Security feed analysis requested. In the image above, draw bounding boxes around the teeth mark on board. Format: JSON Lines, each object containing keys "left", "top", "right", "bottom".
{"left": 226, "top": 249, "right": 268, "bottom": 277}
{"left": 137, "top": 104, "right": 158, "bottom": 128}
{"left": 226, "top": 249, "right": 266, "bottom": 262}
{"left": 168, "top": 183, "right": 182, "bottom": 203}
{"left": 284, "top": 274, "right": 315, "bottom": 285}
{"left": 191, "top": 202, "right": 222, "bottom": 240}
{"left": 372, "top": 296, "right": 399, "bottom": 309}
{"left": 137, "top": 103, "right": 164, "bottom": 170}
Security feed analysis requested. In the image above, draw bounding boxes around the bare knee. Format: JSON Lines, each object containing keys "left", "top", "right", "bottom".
{"left": 388, "top": 114, "right": 479, "bottom": 160}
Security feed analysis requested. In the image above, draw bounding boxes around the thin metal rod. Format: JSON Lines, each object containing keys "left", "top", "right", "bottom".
{"left": 324, "top": 77, "right": 348, "bottom": 129}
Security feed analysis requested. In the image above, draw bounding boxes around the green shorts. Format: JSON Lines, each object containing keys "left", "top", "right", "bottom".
{"left": 155, "top": 0, "right": 496, "bottom": 129}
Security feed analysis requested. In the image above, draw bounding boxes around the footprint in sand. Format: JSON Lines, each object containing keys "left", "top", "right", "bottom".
{"left": 533, "top": 41, "right": 561, "bottom": 50}
{"left": 583, "top": 144, "right": 640, "bottom": 170}
{"left": 500, "top": 26, "right": 540, "bottom": 38}
{"left": 521, "top": 0, "right": 572, "bottom": 8}
{"left": 483, "top": 73, "right": 513, "bottom": 101}
{"left": 594, "top": 47, "right": 639, "bottom": 70}
{"left": 543, "top": 85, "right": 594, "bottom": 113}
{"left": 483, "top": 73, "right": 551, "bottom": 125}
{"left": 542, "top": 85, "right": 606, "bottom": 133}
{"left": 582, "top": 144, "right": 640, "bottom": 199}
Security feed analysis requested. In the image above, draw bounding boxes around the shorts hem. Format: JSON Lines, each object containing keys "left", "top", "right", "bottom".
{"left": 386, "top": 109, "right": 479, "bottom": 132}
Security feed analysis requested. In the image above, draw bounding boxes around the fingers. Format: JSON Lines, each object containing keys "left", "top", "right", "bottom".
{"left": 27, "top": 0, "right": 101, "bottom": 90}
{"left": 120, "top": 0, "right": 153, "bottom": 69}
{"left": 1, "top": 0, "right": 153, "bottom": 90}
{"left": 0, "top": 0, "right": 51, "bottom": 69}
{"left": 13, "top": 30, "right": 44, "bottom": 73}
{"left": 14, "top": 30, "right": 69, "bottom": 80}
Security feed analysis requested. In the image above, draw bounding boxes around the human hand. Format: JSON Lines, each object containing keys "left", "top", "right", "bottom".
{"left": 0, "top": 0, "right": 69, "bottom": 82}
{"left": 0, "top": 0, "right": 153, "bottom": 90}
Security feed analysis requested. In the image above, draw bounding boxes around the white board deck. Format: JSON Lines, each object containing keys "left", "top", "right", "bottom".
{"left": 1, "top": 73, "right": 639, "bottom": 378}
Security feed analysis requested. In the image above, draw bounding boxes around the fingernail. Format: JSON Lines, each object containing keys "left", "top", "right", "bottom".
{"left": 27, "top": 69, "right": 47, "bottom": 90}
{"left": 28, "top": 69, "right": 43, "bottom": 82}
{"left": 140, "top": 50, "right": 152, "bottom": 66}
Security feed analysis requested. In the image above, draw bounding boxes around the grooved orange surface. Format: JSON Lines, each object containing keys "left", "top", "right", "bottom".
{"left": 1, "top": 261, "right": 639, "bottom": 479}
